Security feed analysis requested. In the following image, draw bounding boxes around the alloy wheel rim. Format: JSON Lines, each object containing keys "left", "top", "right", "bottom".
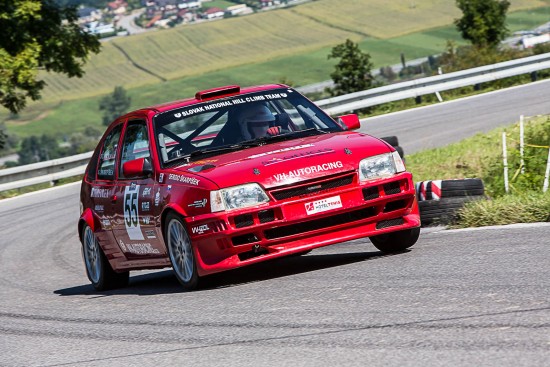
{"left": 83, "top": 226, "right": 101, "bottom": 283}
{"left": 168, "top": 219, "right": 194, "bottom": 282}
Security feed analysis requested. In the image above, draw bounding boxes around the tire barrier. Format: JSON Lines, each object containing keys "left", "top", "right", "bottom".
{"left": 416, "top": 178, "right": 485, "bottom": 226}
{"left": 380, "top": 136, "right": 405, "bottom": 161}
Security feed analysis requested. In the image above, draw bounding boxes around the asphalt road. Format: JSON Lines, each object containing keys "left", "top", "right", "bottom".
{"left": 1, "top": 186, "right": 550, "bottom": 366}
{"left": 361, "top": 78, "right": 550, "bottom": 154}
{"left": 2, "top": 82, "right": 550, "bottom": 366}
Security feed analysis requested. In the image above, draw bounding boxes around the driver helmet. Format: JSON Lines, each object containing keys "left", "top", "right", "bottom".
{"left": 238, "top": 104, "right": 275, "bottom": 140}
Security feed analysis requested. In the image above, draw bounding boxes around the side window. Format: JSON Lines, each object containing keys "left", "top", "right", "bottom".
{"left": 97, "top": 125, "right": 122, "bottom": 181}
{"left": 119, "top": 121, "right": 151, "bottom": 179}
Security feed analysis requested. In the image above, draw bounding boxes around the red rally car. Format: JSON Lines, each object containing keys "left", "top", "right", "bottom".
{"left": 79, "top": 84, "right": 420, "bottom": 291}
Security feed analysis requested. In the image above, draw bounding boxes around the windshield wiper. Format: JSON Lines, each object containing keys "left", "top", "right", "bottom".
{"left": 240, "top": 128, "right": 327, "bottom": 147}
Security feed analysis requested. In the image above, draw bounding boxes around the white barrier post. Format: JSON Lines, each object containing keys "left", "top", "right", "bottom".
{"left": 520, "top": 115, "right": 525, "bottom": 174}
{"left": 543, "top": 147, "right": 550, "bottom": 193}
{"left": 503, "top": 132, "right": 509, "bottom": 193}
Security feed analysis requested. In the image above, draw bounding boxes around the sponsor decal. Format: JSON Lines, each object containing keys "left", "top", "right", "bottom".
{"left": 124, "top": 184, "right": 144, "bottom": 240}
{"left": 273, "top": 161, "right": 344, "bottom": 182}
{"left": 119, "top": 240, "right": 160, "bottom": 255}
{"left": 91, "top": 187, "right": 110, "bottom": 198}
{"left": 130, "top": 182, "right": 137, "bottom": 190}
{"left": 248, "top": 144, "right": 314, "bottom": 159}
{"left": 305, "top": 195, "right": 343, "bottom": 215}
{"left": 191, "top": 224, "right": 210, "bottom": 235}
{"left": 253, "top": 168, "right": 260, "bottom": 175}
{"left": 142, "top": 216, "right": 151, "bottom": 225}
{"left": 168, "top": 174, "right": 200, "bottom": 185}
{"left": 142, "top": 187, "right": 152, "bottom": 196}
{"left": 94, "top": 204, "right": 104, "bottom": 212}
{"left": 101, "top": 219, "right": 110, "bottom": 227}
{"left": 167, "top": 185, "right": 172, "bottom": 191}
{"left": 189, "top": 199, "right": 207, "bottom": 208}
{"left": 141, "top": 201, "right": 150, "bottom": 211}
{"left": 101, "top": 153, "right": 116, "bottom": 160}
{"left": 98, "top": 169, "right": 113, "bottom": 177}
{"left": 172, "top": 93, "right": 288, "bottom": 118}
{"left": 159, "top": 173, "right": 164, "bottom": 183}
{"left": 261, "top": 148, "right": 334, "bottom": 166}
{"left": 154, "top": 190, "right": 161, "bottom": 206}
{"left": 145, "top": 230, "right": 157, "bottom": 239}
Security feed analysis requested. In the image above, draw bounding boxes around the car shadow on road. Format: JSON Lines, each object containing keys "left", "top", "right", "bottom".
{"left": 54, "top": 249, "right": 410, "bottom": 296}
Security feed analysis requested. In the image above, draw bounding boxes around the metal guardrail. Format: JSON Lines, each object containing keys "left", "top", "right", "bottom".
{"left": 316, "top": 52, "right": 550, "bottom": 115}
{"left": 0, "top": 152, "right": 92, "bottom": 192}
{"left": 1, "top": 52, "right": 550, "bottom": 193}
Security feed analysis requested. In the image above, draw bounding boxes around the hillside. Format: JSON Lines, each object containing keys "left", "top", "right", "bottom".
{"left": 2, "top": 0, "right": 550, "bottom": 139}
{"left": 36, "top": 0, "right": 547, "bottom": 102}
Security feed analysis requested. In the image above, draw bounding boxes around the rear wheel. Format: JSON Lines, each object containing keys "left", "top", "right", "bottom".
{"left": 369, "top": 227, "right": 420, "bottom": 253}
{"left": 81, "top": 224, "right": 129, "bottom": 290}
{"left": 165, "top": 213, "right": 199, "bottom": 291}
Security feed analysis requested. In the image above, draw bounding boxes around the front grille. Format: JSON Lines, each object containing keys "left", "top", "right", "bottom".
{"left": 234, "top": 214, "right": 254, "bottom": 228}
{"left": 384, "top": 181, "right": 401, "bottom": 195}
{"left": 376, "top": 217, "right": 404, "bottom": 229}
{"left": 258, "top": 209, "right": 275, "bottom": 223}
{"left": 232, "top": 233, "right": 259, "bottom": 246}
{"left": 383, "top": 200, "right": 407, "bottom": 212}
{"left": 363, "top": 186, "right": 379, "bottom": 200}
{"left": 264, "top": 206, "right": 376, "bottom": 240}
{"left": 271, "top": 174, "right": 353, "bottom": 201}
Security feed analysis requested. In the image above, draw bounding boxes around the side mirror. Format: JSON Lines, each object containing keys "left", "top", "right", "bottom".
{"left": 338, "top": 114, "right": 361, "bottom": 130}
{"left": 122, "top": 157, "right": 153, "bottom": 179}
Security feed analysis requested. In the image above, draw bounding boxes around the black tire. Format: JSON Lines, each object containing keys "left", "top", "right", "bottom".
{"left": 380, "top": 135, "right": 399, "bottom": 147}
{"left": 165, "top": 212, "right": 199, "bottom": 291}
{"left": 369, "top": 227, "right": 420, "bottom": 253}
{"left": 395, "top": 145, "right": 405, "bottom": 160}
{"left": 81, "top": 224, "right": 129, "bottom": 291}
{"left": 419, "top": 195, "right": 484, "bottom": 226}
{"left": 439, "top": 178, "right": 484, "bottom": 198}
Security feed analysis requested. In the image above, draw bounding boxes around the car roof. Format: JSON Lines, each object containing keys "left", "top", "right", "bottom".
{"left": 133, "top": 84, "right": 288, "bottom": 115}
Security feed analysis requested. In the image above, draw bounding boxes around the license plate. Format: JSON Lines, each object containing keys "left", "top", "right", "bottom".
{"left": 304, "top": 195, "right": 343, "bottom": 215}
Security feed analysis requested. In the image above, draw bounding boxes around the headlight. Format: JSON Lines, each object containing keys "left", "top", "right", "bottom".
{"left": 359, "top": 151, "right": 405, "bottom": 181}
{"left": 210, "top": 183, "right": 270, "bottom": 212}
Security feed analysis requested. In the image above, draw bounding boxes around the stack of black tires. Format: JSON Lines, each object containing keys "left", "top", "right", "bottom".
{"left": 415, "top": 178, "right": 485, "bottom": 226}
{"left": 379, "top": 135, "right": 485, "bottom": 227}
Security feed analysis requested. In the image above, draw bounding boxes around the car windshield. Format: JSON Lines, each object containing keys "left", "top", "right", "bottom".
{"left": 153, "top": 88, "right": 343, "bottom": 165}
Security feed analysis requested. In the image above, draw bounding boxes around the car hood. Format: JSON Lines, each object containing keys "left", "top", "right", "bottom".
{"left": 172, "top": 132, "right": 392, "bottom": 189}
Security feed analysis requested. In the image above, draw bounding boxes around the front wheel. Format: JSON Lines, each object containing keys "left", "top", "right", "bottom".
{"left": 81, "top": 224, "right": 129, "bottom": 290}
{"left": 165, "top": 213, "right": 199, "bottom": 291}
{"left": 369, "top": 227, "right": 420, "bottom": 253}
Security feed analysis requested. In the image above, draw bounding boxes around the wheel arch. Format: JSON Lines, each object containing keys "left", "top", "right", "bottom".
{"left": 78, "top": 208, "right": 100, "bottom": 242}
{"left": 160, "top": 203, "right": 188, "bottom": 242}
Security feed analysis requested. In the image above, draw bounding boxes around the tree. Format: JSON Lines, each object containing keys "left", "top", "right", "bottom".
{"left": 0, "top": 129, "right": 6, "bottom": 151}
{"left": 327, "top": 39, "right": 374, "bottom": 97}
{"left": 0, "top": 0, "right": 101, "bottom": 114}
{"left": 99, "top": 86, "right": 131, "bottom": 126}
{"left": 18, "top": 134, "right": 63, "bottom": 165}
{"left": 455, "top": 0, "right": 511, "bottom": 48}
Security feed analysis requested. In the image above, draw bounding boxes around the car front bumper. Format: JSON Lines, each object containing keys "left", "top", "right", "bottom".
{"left": 186, "top": 171, "right": 420, "bottom": 276}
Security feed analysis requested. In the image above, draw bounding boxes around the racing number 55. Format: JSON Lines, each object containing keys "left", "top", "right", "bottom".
{"left": 124, "top": 185, "right": 144, "bottom": 240}
{"left": 124, "top": 191, "right": 138, "bottom": 227}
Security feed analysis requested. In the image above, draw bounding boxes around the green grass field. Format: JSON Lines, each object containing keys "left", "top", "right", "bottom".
{"left": 3, "top": 0, "right": 550, "bottom": 138}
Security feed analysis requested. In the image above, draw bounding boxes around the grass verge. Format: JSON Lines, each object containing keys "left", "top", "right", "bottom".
{"left": 454, "top": 191, "right": 550, "bottom": 228}
{"left": 407, "top": 114, "right": 550, "bottom": 227}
